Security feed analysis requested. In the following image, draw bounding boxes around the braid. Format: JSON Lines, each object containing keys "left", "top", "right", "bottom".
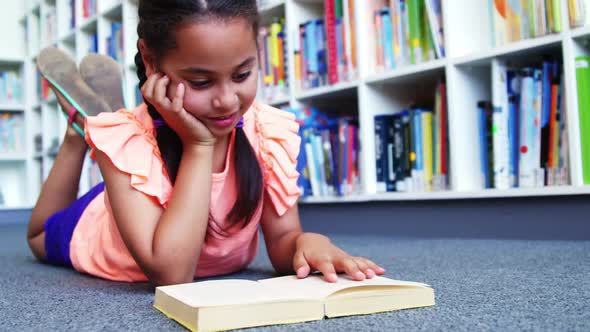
{"left": 135, "top": 43, "right": 183, "bottom": 183}
{"left": 227, "top": 127, "right": 263, "bottom": 225}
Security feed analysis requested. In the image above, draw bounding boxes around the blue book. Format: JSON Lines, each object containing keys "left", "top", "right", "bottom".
{"left": 305, "top": 21, "right": 318, "bottom": 87}
{"left": 518, "top": 69, "right": 536, "bottom": 187}
{"left": 312, "top": 132, "right": 326, "bottom": 195}
{"left": 508, "top": 95, "right": 520, "bottom": 187}
{"left": 412, "top": 109, "right": 423, "bottom": 173}
{"left": 315, "top": 20, "right": 327, "bottom": 86}
{"left": 374, "top": 115, "right": 389, "bottom": 192}
{"left": 506, "top": 70, "right": 520, "bottom": 187}
{"left": 385, "top": 115, "right": 397, "bottom": 192}
{"left": 381, "top": 8, "right": 395, "bottom": 69}
{"left": 478, "top": 101, "right": 493, "bottom": 188}
{"left": 335, "top": 18, "right": 344, "bottom": 80}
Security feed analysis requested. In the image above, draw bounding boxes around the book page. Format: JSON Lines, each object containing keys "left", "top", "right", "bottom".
{"left": 157, "top": 279, "right": 298, "bottom": 308}
{"left": 258, "top": 275, "right": 430, "bottom": 300}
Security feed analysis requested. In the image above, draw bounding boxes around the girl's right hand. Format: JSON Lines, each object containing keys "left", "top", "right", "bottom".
{"left": 142, "top": 73, "right": 215, "bottom": 147}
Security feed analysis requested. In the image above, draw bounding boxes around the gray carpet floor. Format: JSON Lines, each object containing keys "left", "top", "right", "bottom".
{"left": 1, "top": 222, "right": 589, "bottom": 331}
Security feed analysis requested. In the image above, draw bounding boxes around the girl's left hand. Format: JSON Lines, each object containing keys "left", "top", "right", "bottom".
{"left": 293, "top": 233, "right": 386, "bottom": 283}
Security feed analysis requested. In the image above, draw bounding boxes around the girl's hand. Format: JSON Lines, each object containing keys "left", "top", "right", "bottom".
{"left": 142, "top": 73, "right": 215, "bottom": 147}
{"left": 292, "top": 233, "right": 386, "bottom": 283}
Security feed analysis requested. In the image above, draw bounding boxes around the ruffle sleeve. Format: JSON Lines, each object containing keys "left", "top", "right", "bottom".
{"left": 84, "top": 106, "right": 173, "bottom": 207}
{"left": 246, "top": 102, "right": 301, "bottom": 216}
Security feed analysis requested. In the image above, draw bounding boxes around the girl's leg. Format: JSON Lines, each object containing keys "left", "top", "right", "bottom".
{"left": 27, "top": 91, "right": 88, "bottom": 260}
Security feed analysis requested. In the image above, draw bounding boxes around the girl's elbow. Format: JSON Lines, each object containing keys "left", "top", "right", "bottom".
{"left": 147, "top": 259, "right": 197, "bottom": 286}
{"left": 151, "top": 271, "right": 194, "bottom": 287}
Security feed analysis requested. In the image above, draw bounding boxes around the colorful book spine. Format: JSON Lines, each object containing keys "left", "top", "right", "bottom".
{"left": 381, "top": 8, "right": 395, "bottom": 69}
{"left": 575, "top": 56, "right": 590, "bottom": 184}
{"left": 325, "top": 0, "right": 339, "bottom": 85}
{"left": 518, "top": 69, "right": 536, "bottom": 187}
{"left": 374, "top": 115, "right": 388, "bottom": 192}
{"left": 407, "top": 0, "right": 423, "bottom": 64}
{"left": 385, "top": 115, "right": 397, "bottom": 192}
{"left": 491, "top": 59, "right": 511, "bottom": 189}
{"left": 424, "top": 0, "right": 445, "bottom": 58}
{"left": 491, "top": 0, "right": 508, "bottom": 46}
{"left": 478, "top": 101, "right": 494, "bottom": 188}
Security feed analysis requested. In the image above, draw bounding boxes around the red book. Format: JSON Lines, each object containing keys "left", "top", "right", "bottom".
{"left": 440, "top": 81, "right": 447, "bottom": 176}
{"left": 547, "top": 83, "right": 558, "bottom": 168}
{"left": 324, "top": 0, "right": 339, "bottom": 84}
{"left": 346, "top": 124, "right": 354, "bottom": 193}
{"left": 299, "top": 24, "right": 307, "bottom": 87}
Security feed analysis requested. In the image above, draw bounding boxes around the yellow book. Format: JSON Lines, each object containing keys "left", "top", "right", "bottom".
{"left": 154, "top": 275, "right": 435, "bottom": 332}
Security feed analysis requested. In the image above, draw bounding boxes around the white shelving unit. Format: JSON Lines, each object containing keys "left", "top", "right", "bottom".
{"left": 2, "top": 0, "right": 590, "bottom": 209}
{"left": 0, "top": 0, "right": 27, "bottom": 209}
{"left": 6, "top": 0, "right": 140, "bottom": 209}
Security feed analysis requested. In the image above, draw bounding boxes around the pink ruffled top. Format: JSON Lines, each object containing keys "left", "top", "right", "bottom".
{"left": 69, "top": 102, "right": 301, "bottom": 282}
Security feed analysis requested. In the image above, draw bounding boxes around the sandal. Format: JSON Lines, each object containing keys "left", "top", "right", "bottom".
{"left": 79, "top": 54, "right": 127, "bottom": 111}
{"left": 37, "top": 47, "right": 111, "bottom": 137}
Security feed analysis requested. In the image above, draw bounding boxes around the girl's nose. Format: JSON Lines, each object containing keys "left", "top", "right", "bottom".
{"left": 212, "top": 85, "right": 238, "bottom": 111}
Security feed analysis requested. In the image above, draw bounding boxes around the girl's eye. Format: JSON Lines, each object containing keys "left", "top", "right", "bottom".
{"left": 234, "top": 71, "right": 251, "bottom": 82}
{"left": 189, "top": 80, "right": 211, "bottom": 88}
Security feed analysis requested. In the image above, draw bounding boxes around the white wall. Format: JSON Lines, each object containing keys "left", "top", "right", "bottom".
{"left": 0, "top": 1, "right": 25, "bottom": 60}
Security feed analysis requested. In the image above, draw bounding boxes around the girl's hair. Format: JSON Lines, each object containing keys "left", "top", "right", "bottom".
{"left": 135, "top": 0, "right": 263, "bottom": 226}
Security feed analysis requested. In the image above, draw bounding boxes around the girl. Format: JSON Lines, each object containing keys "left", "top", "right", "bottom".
{"left": 27, "top": 0, "right": 385, "bottom": 286}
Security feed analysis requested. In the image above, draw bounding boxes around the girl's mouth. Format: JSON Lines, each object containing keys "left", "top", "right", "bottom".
{"left": 208, "top": 112, "right": 238, "bottom": 128}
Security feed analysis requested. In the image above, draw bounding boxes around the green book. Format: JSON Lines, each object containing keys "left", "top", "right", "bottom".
{"left": 552, "top": 0, "right": 562, "bottom": 32}
{"left": 575, "top": 56, "right": 590, "bottom": 184}
{"left": 407, "top": 0, "right": 423, "bottom": 64}
{"left": 335, "top": 0, "right": 343, "bottom": 18}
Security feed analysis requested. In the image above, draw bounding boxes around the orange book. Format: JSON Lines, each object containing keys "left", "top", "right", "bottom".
{"left": 294, "top": 51, "right": 302, "bottom": 83}
{"left": 349, "top": 0, "right": 357, "bottom": 75}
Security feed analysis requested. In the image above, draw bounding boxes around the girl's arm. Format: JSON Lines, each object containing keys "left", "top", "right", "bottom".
{"left": 96, "top": 143, "right": 213, "bottom": 286}
{"left": 260, "top": 196, "right": 385, "bottom": 283}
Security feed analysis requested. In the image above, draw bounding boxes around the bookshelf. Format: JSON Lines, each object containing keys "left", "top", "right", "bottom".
{"left": 4, "top": 0, "right": 140, "bottom": 209}
{"left": 0, "top": 0, "right": 27, "bottom": 209}
{"left": 2, "top": 0, "right": 590, "bottom": 209}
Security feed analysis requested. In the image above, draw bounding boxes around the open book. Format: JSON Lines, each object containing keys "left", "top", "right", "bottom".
{"left": 154, "top": 275, "right": 435, "bottom": 331}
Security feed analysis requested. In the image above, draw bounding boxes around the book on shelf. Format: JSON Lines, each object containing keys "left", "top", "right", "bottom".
{"left": 258, "top": 17, "right": 289, "bottom": 104}
{"left": 490, "top": 0, "right": 562, "bottom": 47}
{"left": 0, "top": 70, "right": 23, "bottom": 104}
{"left": 69, "top": 0, "right": 76, "bottom": 28}
{"left": 575, "top": 56, "right": 590, "bottom": 184}
{"left": 478, "top": 101, "right": 495, "bottom": 189}
{"left": 88, "top": 32, "right": 98, "bottom": 53}
{"left": 478, "top": 58, "right": 568, "bottom": 189}
{"left": 107, "top": 22, "right": 124, "bottom": 63}
{"left": 371, "top": 0, "right": 445, "bottom": 72}
{"left": 491, "top": 59, "right": 510, "bottom": 189}
{"left": 0, "top": 113, "right": 25, "bottom": 155}
{"left": 295, "top": 0, "right": 357, "bottom": 91}
{"left": 82, "top": 0, "right": 97, "bottom": 19}
{"left": 154, "top": 274, "right": 435, "bottom": 332}
{"left": 288, "top": 107, "right": 360, "bottom": 198}
{"left": 373, "top": 80, "right": 448, "bottom": 193}
{"left": 567, "top": 0, "right": 590, "bottom": 28}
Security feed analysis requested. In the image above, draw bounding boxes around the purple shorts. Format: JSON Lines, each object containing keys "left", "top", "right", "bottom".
{"left": 43, "top": 182, "right": 105, "bottom": 267}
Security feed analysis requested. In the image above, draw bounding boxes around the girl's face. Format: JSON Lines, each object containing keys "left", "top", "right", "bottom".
{"left": 147, "top": 19, "right": 259, "bottom": 138}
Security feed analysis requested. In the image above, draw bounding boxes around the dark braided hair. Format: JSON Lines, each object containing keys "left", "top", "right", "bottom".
{"left": 135, "top": 0, "right": 263, "bottom": 226}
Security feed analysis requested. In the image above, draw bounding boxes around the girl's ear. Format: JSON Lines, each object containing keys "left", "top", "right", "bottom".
{"left": 138, "top": 39, "right": 156, "bottom": 76}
